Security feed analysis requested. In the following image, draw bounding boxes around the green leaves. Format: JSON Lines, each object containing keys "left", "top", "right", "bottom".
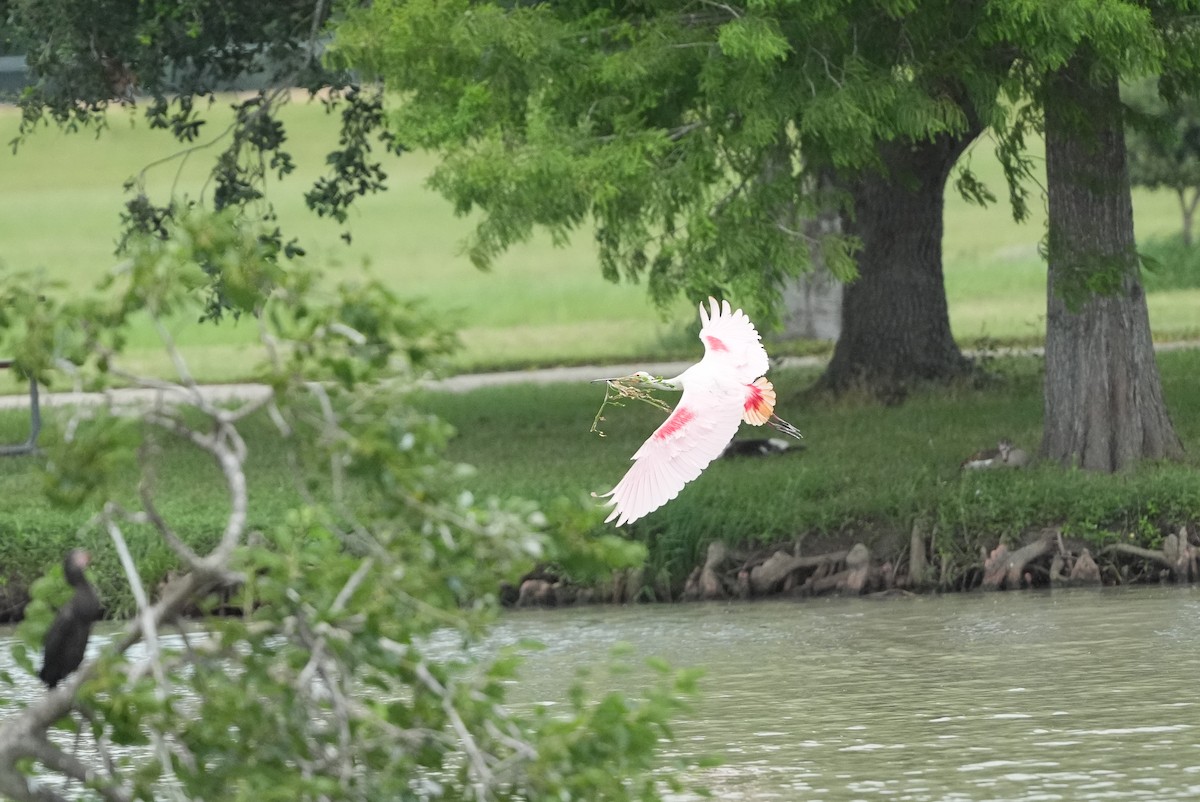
{"left": 716, "top": 16, "right": 791, "bottom": 64}
{"left": 516, "top": 651, "right": 708, "bottom": 801}
{"left": 0, "top": 205, "right": 696, "bottom": 798}
{"left": 42, "top": 414, "right": 141, "bottom": 509}
{"left": 334, "top": 0, "right": 881, "bottom": 314}
{"left": 11, "top": 563, "right": 68, "bottom": 681}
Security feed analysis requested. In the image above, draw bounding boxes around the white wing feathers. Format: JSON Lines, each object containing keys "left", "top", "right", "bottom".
{"left": 697, "top": 297, "right": 769, "bottom": 384}
{"left": 602, "top": 385, "right": 743, "bottom": 526}
{"left": 600, "top": 298, "right": 770, "bottom": 527}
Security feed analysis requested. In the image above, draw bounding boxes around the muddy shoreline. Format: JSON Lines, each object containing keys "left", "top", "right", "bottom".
{"left": 504, "top": 524, "right": 1200, "bottom": 607}
{"left": 2, "top": 525, "right": 1195, "bottom": 623}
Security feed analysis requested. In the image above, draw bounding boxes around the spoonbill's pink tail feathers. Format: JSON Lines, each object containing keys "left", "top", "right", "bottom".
{"left": 742, "top": 377, "right": 776, "bottom": 425}
{"left": 742, "top": 377, "right": 801, "bottom": 439}
{"left": 768, "top": 414, "right": 804, "bottom": 440}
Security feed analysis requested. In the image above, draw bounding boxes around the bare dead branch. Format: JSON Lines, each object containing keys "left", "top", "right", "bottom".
{"left": 136, "top": 444, "right": 203, "bottom": 568}
{"left": 142, "top": 412, "right": 248, "bottom": 570}
{"left": 298, "top": 557, "right": 374, "bottom": 690}
{"left": 415, "top": 662, "right": 496, "bottom": 794}
{"left": 27, "top": 738, "right": 131, "bottom": 802}
{"left": 103, "top": 509, "right": 185, "bottom": 796}
{"left": 306, "top": 381, "right": 346, "bottom": 502}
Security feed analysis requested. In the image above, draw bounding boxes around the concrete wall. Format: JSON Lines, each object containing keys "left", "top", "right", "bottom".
{"left": 0, "top": 55, "right": 28, "bottom": 98}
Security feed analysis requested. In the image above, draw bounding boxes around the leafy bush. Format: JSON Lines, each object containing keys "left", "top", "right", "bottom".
{"left": 0, "top": 212, "right": 697, "bottom": 801}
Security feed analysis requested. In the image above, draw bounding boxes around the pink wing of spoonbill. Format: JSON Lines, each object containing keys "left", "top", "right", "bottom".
{"left": 601, "top": 298, "right": 771, "bottom": 526}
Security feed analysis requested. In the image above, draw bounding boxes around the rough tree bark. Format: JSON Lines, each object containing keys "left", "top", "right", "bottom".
{"left": 1042, "top": 59, "right": 1184, "bottom": 470}
{"left": 817, "top": 129, "right": 981, "bottom": 394}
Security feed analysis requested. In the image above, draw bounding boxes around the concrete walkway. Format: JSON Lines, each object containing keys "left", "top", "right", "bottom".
{"left": 0, "top": 356, "right": 822, "bottom": 411}
{"left": 1, "top": 341, "right": 1196, "bottom": 410}
{"left": 429, "top": 355, "right": 828, "bottom": 393}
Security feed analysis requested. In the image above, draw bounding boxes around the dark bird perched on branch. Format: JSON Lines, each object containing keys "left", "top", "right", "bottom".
{"left": 39, "top": 549, "right": 102, "bottom": 688}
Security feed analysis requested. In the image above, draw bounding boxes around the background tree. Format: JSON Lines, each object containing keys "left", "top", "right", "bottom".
{"left": 818, "top": 129, "right": 980, "bottom": 394}
{"left": 0, "top": 213, "right": 694, "bottom": 801}
{"left": 1125, "top": 77, "right": 1200, "bottom": 245}
{"left": 1041, "top": 57, "right": 1183, "bottom": 469}
{"left": 3, "top": 0, "right": 398, "bottom": 318}
{"left": 332, "top": 0, "right": 1013, "bottom": 395}
{"left": 983, "top": 0, "right": 1196, "bottom": 469}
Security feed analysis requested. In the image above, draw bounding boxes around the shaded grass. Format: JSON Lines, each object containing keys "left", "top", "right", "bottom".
{"left": 0, "top": 412, "right": 304, "bottom": 618}
{"left": 1140, "top": 235, "right": 1200, "bottom": 292}
{"left": 425, "top": 349, "right": 1200, "bottom": 584}
{"left": 3, "top": 103, "right": 1200, "bottom": 381}
{"left": 0, "top": 351, "right": 1198, "bottom": 612}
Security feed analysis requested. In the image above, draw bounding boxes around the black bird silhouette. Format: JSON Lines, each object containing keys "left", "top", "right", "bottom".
{"left": 39, "top": 549, "right": 102, "bottom": 688}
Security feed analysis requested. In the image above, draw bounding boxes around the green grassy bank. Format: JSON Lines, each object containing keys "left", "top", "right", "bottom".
{"left": 2, "top": 349, "right": 1198, "bottom": 615}
{"left": 0, "top": 410, "right": 304, "bottom": 619}
{"left": 429, "top": 349, "right": 1200, "bottom": 585}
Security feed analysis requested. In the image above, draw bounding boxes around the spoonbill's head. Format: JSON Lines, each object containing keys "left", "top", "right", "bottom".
{"left": 592, "top": 370, "right": 656, "bottom": 386}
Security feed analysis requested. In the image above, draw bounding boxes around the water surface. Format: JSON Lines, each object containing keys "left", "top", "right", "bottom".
{"left": 7, "top": 586, "right": 1200, "bottom": 800}
{"left": 486, "top": 587, "right": 1200, "bottom": 800}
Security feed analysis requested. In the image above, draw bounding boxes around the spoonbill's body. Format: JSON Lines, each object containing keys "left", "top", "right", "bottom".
{"left": 598, "top": 298, "right": 803, "bottom": 526}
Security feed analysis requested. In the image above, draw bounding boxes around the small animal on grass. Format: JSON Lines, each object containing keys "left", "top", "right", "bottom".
{"left": 721, "top": 437, "right": 802, "bottom": 459}
{"left": 594, "top": 297, "right": 804, "bottom": 526}
{"left": 960, "top": 439, "right": 1030, "bottom": 471}
{"left": 39, "top": 549, "right": 102, "bottom": 688}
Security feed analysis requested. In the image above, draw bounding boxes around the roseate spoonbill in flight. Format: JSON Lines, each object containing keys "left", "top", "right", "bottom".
{"left": 595, "top": 297, "right": 803, "bottom": 526}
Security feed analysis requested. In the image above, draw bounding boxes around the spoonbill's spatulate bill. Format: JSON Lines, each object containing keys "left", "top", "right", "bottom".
{"left": 596, "top": 298, "right": 803, "bottom": 526}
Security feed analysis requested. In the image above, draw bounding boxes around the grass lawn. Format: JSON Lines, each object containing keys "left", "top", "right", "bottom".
{"left": 0, "top": 100, "right": 696, "bottom": 382}
{"left": 2, "top": 99, "right": 1199, "bottom": 387}
{"left": 2, "top": 99, "right": 1198, "bottom": 604}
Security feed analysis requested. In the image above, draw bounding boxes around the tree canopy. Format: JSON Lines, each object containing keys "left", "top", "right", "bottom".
{"left": 4, "top": 0, "right": 400, "bottom": 318}
{"left": 332, "top": 0, "right": 1009, "bottom": 317}
{"left": 333, "top": 0, "right": 1199, "bottom": 466}
{"left": 0, "top": 208, "right": 702, "bottom": 800}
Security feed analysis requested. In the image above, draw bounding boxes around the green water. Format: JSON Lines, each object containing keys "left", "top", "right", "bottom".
{"left": 488, "top": 587, "right": 1200, "bottom": 800}
{"left": 6, "top": 586, "right": 1200, "bottom": 799}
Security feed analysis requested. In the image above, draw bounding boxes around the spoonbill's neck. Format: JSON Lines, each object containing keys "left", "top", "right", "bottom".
{"left": 648, "top": 374, "right": 684, "bottom": 391}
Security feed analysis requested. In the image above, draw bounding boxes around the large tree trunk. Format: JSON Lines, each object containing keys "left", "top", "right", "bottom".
{"left": 817, "top": 131, "right": 978, "bottom": 394}
{"left": 1042, "top": 60, "right": 1184, "bottom": 470}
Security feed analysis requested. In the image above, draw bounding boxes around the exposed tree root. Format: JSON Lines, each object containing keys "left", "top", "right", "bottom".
{"left": 1106, "top": 529, "right": 1197, "bottom": 582}
{"left": 981, "top": 531, "right": 1057, "bottom": 591}
{"left": 502, "top": 524, "right": 1200, "bottom": 608}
